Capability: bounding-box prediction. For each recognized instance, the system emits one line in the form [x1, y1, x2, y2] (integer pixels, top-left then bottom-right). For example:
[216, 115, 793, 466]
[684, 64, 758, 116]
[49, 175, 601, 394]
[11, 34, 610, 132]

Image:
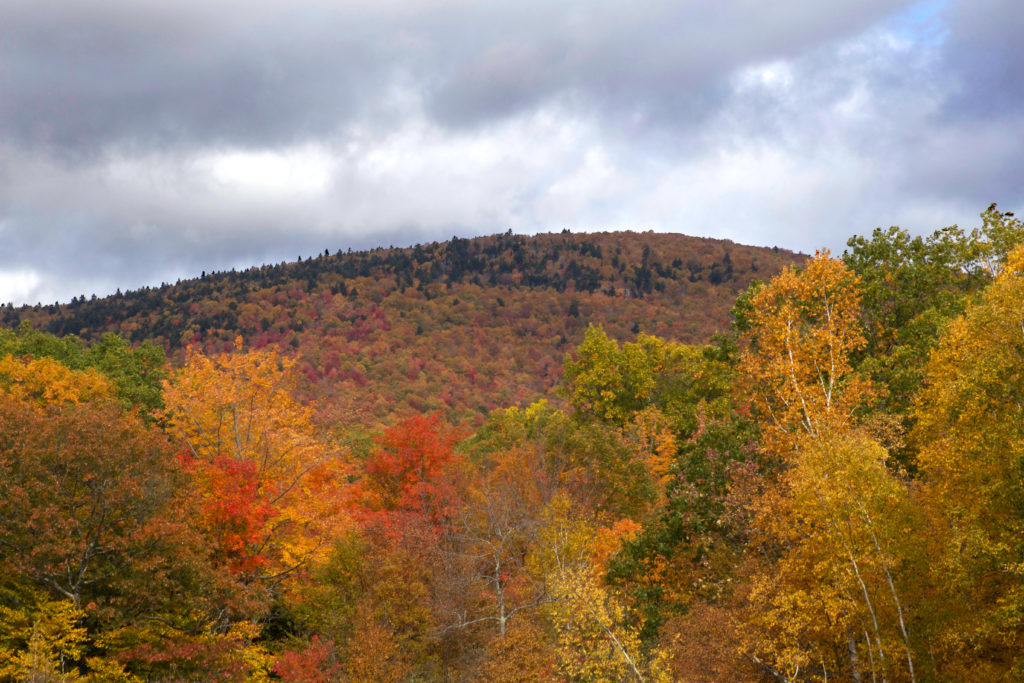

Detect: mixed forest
[1, 231, 796, 427]
[2, 206, 1024, 682]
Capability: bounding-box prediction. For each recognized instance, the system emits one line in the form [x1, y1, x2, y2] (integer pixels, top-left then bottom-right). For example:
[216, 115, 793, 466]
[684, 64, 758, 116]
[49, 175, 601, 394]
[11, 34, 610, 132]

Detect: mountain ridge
[2, 230, 803, 423]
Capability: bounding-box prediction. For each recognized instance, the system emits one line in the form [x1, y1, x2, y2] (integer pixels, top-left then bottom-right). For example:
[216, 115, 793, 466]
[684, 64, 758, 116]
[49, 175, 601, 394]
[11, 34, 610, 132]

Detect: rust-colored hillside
[2, 231, 802, 424]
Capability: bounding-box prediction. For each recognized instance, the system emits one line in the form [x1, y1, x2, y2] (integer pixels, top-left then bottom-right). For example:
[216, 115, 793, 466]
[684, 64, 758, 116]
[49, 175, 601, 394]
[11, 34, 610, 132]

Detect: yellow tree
[738, 252, 920, 681]
[529, 494, 671, 682]
[162, 339, 349, 593]
[744, 433, 921, 681]
[0, 594, 88, 682]
[0, 354, 113, 405]
[739, 251, 873, 455]
[914, 243, 1024, 679]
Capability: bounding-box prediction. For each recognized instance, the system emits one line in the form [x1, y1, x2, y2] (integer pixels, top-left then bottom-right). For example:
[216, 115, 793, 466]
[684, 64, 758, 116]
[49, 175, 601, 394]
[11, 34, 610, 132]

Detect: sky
[2, 0, 1022, 305]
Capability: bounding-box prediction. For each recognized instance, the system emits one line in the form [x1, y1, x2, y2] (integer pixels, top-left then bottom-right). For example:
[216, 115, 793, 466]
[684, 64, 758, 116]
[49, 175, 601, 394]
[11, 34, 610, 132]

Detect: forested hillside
[3, 206, 1024, 681]
[2, 231, 799, 424]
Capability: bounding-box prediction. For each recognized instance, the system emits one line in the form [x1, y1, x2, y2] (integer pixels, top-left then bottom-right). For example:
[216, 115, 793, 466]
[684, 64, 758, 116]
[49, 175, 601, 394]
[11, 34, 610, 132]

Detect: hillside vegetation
[2, 231, 800, 423]
[4, 207, 1023, 681]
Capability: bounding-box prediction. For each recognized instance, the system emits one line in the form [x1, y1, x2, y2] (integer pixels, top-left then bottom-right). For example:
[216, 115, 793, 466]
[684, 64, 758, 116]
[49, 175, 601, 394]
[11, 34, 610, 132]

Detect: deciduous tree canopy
[1, 213, 1022, 680]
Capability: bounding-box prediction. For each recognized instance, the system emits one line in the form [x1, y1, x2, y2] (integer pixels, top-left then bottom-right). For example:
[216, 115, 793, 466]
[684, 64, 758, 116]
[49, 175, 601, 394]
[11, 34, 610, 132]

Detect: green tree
[0, 323, 166, 416]
[469, 400, 654, 521]
[608, 411, 758, 640]
[844, 205, 1024, 469]
[564, 325, 730, 434]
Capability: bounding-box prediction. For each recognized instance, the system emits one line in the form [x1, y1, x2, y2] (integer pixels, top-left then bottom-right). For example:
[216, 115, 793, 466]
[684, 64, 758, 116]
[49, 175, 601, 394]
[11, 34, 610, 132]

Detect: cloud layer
[2, 0, 1021, 304]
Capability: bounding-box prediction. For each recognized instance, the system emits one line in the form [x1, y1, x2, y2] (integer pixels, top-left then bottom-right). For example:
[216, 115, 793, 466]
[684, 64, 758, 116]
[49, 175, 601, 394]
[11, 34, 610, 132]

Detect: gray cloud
[424, 0, 912, 132]
[1, 0, 1023, 305]
[0, 3, 376, 158]
[1, 0, 911, 155]
[940, 0, 1024, 119]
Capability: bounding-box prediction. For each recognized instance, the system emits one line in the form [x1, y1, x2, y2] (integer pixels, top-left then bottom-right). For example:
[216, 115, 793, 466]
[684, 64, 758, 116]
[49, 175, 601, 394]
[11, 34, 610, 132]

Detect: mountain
[2, 230, 802, 424]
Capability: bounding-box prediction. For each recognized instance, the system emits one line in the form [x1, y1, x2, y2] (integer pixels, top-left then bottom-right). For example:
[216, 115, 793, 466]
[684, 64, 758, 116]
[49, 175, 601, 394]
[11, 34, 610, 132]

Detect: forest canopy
[2, 207, 1023, 681]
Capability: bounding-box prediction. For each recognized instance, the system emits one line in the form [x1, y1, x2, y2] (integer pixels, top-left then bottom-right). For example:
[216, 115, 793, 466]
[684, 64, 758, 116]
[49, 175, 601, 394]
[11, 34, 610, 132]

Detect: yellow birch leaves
[913, 244, 1024, 677]
[739, 252, 919, 681]
[740, 251, 872, 454]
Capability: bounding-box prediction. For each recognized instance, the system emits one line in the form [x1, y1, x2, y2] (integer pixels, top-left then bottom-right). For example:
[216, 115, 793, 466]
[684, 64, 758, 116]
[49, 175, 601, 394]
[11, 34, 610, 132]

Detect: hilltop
[2, 230, 802, 423]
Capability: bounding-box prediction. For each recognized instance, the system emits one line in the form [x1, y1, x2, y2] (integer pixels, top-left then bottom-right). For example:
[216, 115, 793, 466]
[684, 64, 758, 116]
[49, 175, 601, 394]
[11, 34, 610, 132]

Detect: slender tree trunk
[853, 499, 915, 683]
[864, 629, 878, 683]
[814, 490, 888, 682]
[848, 631, 863, 683]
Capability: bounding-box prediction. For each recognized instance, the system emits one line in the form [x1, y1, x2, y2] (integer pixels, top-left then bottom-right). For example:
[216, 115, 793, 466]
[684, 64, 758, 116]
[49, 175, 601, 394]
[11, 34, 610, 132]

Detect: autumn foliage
[163, 339, 350, 582]
[361, 413, 462, 523]
[2, 211, 1024, 679]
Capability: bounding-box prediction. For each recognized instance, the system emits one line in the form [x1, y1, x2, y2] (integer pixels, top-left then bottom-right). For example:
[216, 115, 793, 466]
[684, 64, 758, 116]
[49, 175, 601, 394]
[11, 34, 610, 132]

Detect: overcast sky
[2, 0, 1021, 305]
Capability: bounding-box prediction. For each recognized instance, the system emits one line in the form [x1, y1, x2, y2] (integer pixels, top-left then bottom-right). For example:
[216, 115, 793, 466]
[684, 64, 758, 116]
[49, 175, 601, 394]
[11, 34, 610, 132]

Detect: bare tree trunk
[864, 629, 878, 683]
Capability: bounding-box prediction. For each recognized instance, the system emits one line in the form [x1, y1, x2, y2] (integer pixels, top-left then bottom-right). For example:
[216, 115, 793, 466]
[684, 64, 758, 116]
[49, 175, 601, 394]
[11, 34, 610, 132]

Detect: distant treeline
[1, 231, 799, 423]
[2, 230, 791, 346]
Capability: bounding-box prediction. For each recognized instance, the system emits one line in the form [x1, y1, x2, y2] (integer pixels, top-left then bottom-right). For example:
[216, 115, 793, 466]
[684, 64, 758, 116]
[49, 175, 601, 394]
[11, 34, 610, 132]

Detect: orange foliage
[0, 354, 113, 404]
[273, 636, 342, 683]
[591, 518, 643, 573]
[360, 413, 463, 525]
[163, 339, 349, 579]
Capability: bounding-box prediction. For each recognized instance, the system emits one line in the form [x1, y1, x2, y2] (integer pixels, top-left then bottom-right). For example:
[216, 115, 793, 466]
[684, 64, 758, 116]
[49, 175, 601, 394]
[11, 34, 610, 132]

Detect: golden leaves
[912, 242, 1024, 673]
[0, 354, 113, 404]
[740, 251, 873, 455]
[0, 597, 88, 682]
[163, 343, 350, 580]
